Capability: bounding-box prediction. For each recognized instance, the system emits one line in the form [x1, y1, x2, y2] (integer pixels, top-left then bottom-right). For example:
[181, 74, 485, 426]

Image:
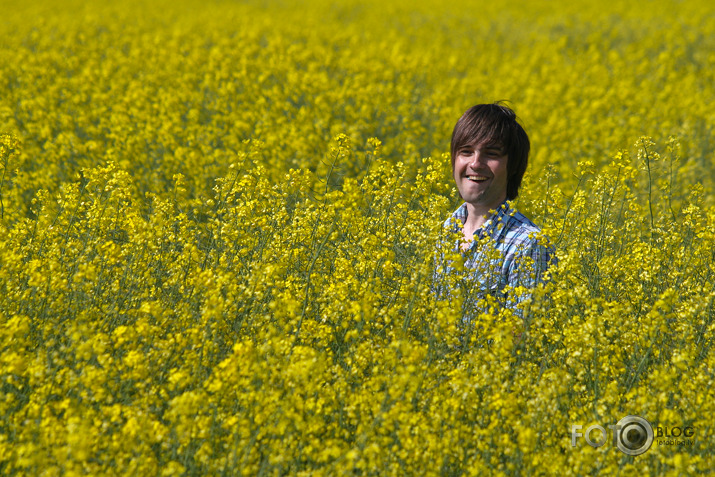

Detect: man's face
[453, 140, 508, 210]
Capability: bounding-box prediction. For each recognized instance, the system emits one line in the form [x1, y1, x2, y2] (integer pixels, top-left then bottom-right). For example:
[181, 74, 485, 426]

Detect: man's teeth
[467, 175, 488, 182]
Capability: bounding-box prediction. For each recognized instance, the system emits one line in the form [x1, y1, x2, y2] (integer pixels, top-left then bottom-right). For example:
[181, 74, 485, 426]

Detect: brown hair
[450, 103, 530, 200]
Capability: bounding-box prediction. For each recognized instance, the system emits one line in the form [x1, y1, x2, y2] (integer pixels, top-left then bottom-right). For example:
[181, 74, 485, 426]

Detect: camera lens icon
[616, 416, 653, 456]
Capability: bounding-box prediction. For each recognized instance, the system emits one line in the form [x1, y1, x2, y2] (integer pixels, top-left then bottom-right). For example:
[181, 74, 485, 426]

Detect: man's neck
[462, 199, 506, 240]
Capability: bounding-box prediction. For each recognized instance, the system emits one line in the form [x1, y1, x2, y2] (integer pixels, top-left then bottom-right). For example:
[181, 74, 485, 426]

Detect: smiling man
[437, 103, 554, 313]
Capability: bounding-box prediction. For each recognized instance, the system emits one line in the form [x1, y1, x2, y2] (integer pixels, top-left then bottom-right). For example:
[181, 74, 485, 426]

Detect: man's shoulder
[506, 209, 541, 234]
[498, 207, 546, 249]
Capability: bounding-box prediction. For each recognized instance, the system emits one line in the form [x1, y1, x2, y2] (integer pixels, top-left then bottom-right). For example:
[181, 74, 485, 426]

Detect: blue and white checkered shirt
[433, 200, 554, 314]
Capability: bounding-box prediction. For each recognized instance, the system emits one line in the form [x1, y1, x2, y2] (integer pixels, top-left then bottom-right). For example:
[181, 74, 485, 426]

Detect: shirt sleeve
[505, 239, 555, 310]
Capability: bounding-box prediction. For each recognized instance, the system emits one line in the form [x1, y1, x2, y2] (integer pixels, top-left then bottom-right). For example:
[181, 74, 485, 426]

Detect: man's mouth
[466, 175, 489, 182]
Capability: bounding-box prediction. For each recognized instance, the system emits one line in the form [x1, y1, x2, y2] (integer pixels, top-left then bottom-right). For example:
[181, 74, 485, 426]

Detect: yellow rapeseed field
[1, 0, 714, 474]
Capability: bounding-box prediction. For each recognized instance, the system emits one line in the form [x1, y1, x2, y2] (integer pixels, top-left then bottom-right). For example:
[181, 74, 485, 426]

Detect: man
[434, 103, 554, 314]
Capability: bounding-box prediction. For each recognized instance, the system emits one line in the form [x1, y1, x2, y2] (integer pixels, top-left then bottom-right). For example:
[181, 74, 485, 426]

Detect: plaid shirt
[433, 200, 554, 314]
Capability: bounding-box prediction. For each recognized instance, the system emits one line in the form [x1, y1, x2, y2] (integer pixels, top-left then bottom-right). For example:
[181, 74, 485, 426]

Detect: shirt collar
[450, 199, 513, 240]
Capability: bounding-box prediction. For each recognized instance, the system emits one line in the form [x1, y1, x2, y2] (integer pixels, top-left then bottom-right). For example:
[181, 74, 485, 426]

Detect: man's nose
[470, 151, 484, 167]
